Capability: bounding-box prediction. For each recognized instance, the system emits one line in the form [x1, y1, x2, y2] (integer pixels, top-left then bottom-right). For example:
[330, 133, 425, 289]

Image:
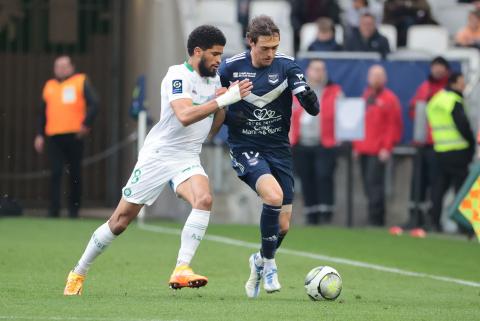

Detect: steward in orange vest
[34, 56, 98, 218]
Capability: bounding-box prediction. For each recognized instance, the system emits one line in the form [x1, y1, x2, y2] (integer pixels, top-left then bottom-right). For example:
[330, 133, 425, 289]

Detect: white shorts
[121, 155, 207, 206]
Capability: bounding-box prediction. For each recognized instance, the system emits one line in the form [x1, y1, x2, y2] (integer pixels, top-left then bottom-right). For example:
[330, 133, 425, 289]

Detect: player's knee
[194, 193, 213, 210]
[262, 190, 283, 207]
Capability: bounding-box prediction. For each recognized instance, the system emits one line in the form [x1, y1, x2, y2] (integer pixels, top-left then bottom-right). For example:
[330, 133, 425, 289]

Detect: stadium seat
[217, 22, 246, 56]
[196, 0, 237, 24]
[378, 24, 397, 51]
[250, 0, 291, 27]
[406, 25, 449, 54]
[433, 4, 474, 37]
[278, 26, 295, 56]
[335, 24, 344, 45]
[299, 22, 317, 52]
[427, 0, 457, 12]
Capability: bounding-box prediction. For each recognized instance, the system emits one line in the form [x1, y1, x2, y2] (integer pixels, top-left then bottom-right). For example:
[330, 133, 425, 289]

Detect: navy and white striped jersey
[218, 51, 307, 151]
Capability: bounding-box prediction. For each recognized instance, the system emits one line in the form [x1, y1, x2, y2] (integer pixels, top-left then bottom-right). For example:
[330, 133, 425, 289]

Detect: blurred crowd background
[0, 0, 479, 236]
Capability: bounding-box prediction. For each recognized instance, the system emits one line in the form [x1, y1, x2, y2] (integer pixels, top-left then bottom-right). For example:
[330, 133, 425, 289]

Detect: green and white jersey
[141, 62, 220, 158]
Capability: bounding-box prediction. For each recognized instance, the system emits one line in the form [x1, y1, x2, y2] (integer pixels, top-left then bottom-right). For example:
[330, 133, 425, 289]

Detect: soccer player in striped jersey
[63, 25, 252, 295]
[218, 15, 320, 297]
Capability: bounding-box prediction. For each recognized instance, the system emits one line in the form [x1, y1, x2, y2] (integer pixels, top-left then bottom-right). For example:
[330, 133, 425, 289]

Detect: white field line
[138, 223, 480, 288]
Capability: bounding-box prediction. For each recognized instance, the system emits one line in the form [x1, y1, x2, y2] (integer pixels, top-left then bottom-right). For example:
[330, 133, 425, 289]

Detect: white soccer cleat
[245, 252, 264, 298]
[263, 260, 281, 293]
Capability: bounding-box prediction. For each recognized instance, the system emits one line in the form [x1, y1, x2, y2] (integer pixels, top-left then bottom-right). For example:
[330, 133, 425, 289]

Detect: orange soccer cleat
[168, 265, 208, 289]
[64, 271, 85, 296]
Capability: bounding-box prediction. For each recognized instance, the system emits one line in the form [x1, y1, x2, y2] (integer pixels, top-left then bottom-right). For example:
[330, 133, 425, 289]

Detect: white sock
[176, 209, 210, 267]
[73, 222, 116, 275]
[264, 258, 277, 271]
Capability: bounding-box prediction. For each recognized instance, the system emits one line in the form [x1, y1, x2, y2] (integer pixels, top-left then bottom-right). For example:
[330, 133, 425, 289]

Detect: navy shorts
[230, 148, 294, 205]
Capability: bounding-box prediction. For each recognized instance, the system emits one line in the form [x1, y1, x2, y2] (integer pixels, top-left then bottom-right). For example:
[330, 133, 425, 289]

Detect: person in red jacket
[290, 59, 343, 224]
[354, 64, 403, 226]
[400, 56, 450, 235]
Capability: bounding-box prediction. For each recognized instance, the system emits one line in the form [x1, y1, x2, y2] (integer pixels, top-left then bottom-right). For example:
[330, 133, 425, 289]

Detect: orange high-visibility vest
[42, 73, 86, 136]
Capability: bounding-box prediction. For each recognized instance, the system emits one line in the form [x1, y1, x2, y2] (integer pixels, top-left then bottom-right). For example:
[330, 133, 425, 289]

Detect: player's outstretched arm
[171, 79, 252, 127]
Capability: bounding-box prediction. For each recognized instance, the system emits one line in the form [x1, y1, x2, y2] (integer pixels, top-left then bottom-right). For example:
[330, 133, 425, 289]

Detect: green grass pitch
[1, 217, 479, 321]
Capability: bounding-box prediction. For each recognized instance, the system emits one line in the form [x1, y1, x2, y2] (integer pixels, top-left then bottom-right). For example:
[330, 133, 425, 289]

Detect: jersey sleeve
[218, 61, 230, 88]
[286, 61, 308, 95]
[164, 68, 192, 102]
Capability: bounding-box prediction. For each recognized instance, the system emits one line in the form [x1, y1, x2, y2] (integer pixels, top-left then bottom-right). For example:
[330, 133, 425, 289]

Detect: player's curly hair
[187, 25, 226, 56]
[246, 15, 280, 44]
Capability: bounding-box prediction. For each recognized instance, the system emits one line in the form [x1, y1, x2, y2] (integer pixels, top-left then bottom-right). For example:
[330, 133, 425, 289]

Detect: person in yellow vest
[426, 72, 475, 232]
[34, 55, 98, 218]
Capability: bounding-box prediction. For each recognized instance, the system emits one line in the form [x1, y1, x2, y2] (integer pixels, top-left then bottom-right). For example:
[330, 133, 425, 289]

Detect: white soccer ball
[304, 266, 342, 301]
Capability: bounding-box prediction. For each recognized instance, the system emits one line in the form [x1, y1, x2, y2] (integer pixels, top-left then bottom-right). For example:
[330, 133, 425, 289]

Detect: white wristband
[215, 84, 241, 108]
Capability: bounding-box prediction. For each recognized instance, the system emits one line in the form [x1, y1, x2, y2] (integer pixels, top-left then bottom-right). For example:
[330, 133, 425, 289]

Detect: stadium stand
[434, 4, 475, 37]
[249, 0, 294, 55]
[299, 23, 344, 51]
[378, 24, 398, 51]
[406, 25, 450, 54]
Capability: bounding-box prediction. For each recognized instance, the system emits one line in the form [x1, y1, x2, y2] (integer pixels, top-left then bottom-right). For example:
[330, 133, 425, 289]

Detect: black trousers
[407, 145, 438, 227]
[293, 145, 337, 225]
[47, 134, 84, 218]
[429, 149, 473, 231]
[359, 155, 386, 226]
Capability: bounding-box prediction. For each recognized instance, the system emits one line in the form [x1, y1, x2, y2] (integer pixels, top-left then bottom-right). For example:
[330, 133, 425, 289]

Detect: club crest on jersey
[296, 73, 305, 81]
[268, 73, 279, 85]
[172, 79, 183, 94]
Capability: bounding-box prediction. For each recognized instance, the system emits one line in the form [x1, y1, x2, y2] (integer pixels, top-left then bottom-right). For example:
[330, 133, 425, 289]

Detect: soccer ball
[304, 266, 342, 301]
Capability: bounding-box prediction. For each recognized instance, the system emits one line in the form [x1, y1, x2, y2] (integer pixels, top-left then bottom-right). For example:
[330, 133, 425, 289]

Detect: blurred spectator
[344, 13, 391, 58]
[343, 0, 383, 30]
[400, 57, 450, 235]
[34, 55, 98, 218]
[455, 10, 480, 48]
[291, 59, 343, 225]
[307, 17, 342, 52]
[383, 0, 437, 47]
[237, 0, 251, 41]
[290, 0, 341, 53]
[353, 65, 403, 226]
[426, 72, 475, 232]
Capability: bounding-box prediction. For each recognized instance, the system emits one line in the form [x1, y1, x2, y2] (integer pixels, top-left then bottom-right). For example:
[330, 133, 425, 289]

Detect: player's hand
[34, 135, 45, 154]
[76, 125, 91, 139]
[215, 79, 252, 108]
[216, 87, 228, 97]
[237, 79, 252, 98]
[378, 148, 391, 162]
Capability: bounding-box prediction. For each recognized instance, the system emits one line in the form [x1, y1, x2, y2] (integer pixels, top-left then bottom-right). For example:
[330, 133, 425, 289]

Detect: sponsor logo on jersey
[172, 79, 183, 94]
[251, 109, 281, 121]
[233, 71, 256, 78]
[268, 73, 279, 85]
[296, 73, 305, 81]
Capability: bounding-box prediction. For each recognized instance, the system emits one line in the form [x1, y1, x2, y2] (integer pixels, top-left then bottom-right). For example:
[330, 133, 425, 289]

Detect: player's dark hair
[448, 71, 463, 86]
[246, 15, 280, 44]
[187, 25, 226, 56]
